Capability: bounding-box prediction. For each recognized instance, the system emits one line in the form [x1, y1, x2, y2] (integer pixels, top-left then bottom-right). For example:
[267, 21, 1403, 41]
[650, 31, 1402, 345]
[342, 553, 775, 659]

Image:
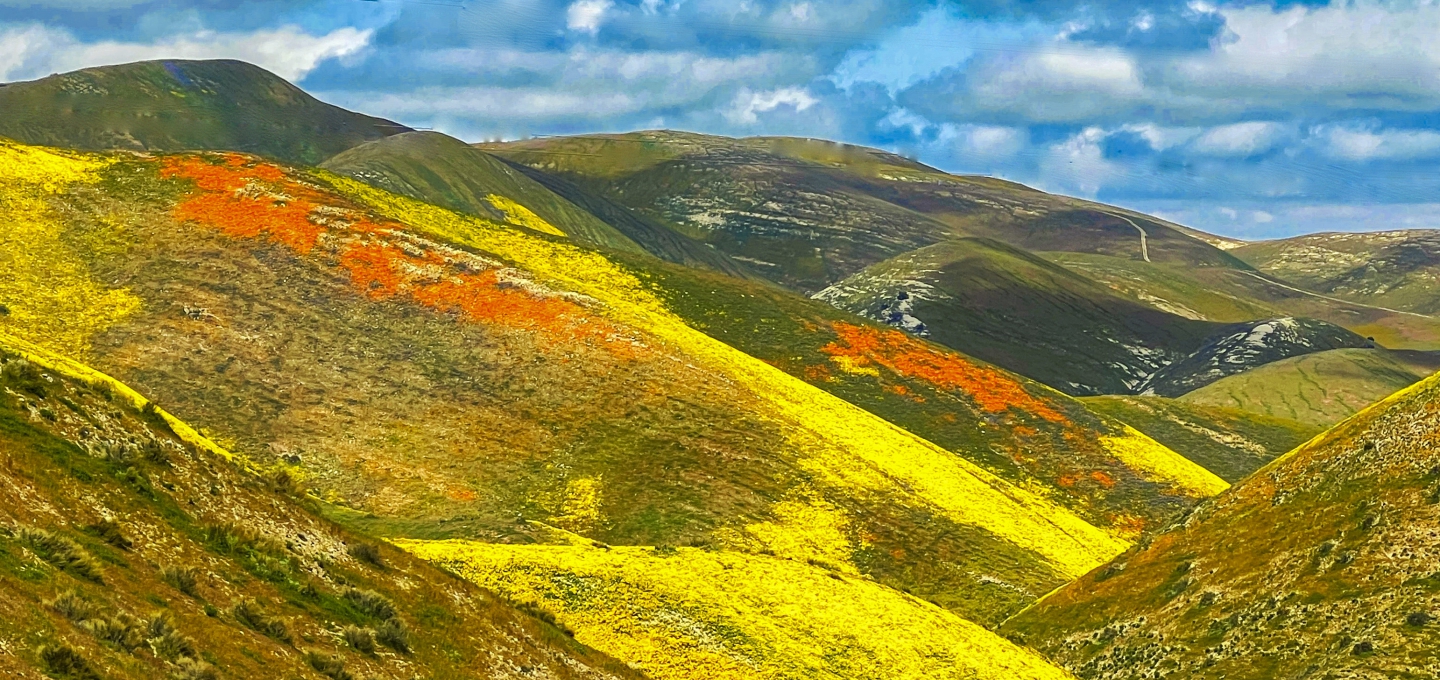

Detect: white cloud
[942, 123, 1027, 160]
[0, 23, 371, 83]
[566, 0, 614, 34]
[1189, 121, 1287, 157]
[1122, 123, 1200, 151]
[1315, 125, 1440, 162]
[1039, 126, 1122, 196]
[958, 45, 1145, 122]
[1251, 210, 1274, 223]
[726, 86, 817, 124]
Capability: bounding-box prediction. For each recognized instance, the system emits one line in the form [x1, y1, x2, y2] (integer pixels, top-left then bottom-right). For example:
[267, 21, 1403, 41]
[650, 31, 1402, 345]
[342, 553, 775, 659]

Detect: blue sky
[3, 0, 1439, 240]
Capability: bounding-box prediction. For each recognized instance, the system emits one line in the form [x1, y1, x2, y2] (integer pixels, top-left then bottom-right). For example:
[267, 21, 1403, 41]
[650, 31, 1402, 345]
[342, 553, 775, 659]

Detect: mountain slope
[483, 132, 1244, 294]
[1235, 230, 1440, 314]
[321, 131, 644, 254]
[813, 238, 1222, 395]
[1004, 367, 1440, 679]
[0, 333, 639, 680]
[1138, 317, 1370, 397]
[1178, 347, 1440, 428]
[0, 137, 1226, 653]
[0, 60, 405, 164]
[1078, 396, 1318, 483]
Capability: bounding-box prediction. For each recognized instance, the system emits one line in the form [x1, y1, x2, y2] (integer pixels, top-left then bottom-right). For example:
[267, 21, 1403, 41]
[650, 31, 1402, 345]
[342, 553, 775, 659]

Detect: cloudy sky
[3, 0, 1438, 239]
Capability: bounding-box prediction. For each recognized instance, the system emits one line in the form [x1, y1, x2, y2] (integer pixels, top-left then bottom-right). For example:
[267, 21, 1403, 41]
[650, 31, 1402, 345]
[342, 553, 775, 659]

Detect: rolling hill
[1137, 317, 1370, 397]
[0, 136, 1235, 680]
[0, 333, 639, 680]
[1234, 229, 1440, 315]
[0, 59, 406, 164]
[1003, 368, 1440, 678]
[1177, 347, 1440, 428]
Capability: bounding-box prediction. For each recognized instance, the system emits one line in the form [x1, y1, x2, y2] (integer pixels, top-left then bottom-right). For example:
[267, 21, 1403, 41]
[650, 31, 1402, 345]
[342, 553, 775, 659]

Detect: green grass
[1177, 348, 1440, 428]
[1235, 231, 1440, 315]
[0, 60, 403, 164]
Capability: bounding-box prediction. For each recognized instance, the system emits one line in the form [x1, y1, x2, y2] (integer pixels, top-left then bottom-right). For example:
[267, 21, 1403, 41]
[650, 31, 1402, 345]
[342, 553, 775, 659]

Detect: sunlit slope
[1178, 347, 1440, 428]
[0, 60, 404, 164]
[1235, 230, 1440, 314]
[1046, 251, 1440, 350]
[0, 336, 639, 680]
[484, 131, 1243, 293]
[1078, 396, 1317, 483]
[629, 249, 1229, 538]
[0, 139, 1155, 624]
[321, 131, 643, 253]
[814, 238, 1221, 395]
[1004, 370, 1440, 679]
[399, 539, 1076, 680]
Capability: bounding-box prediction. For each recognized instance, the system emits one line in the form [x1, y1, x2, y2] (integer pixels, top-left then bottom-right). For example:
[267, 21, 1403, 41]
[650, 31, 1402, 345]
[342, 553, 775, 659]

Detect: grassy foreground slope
[401, 538, 1074, 680]
[0, 139, 1215, 641]
[0, 60, 404, 165]
[1005, 369, 1440, 679]
[1079, 396, 1317, 483]
[1179, 348, 1440, 428]
[0, 334, 639, 680]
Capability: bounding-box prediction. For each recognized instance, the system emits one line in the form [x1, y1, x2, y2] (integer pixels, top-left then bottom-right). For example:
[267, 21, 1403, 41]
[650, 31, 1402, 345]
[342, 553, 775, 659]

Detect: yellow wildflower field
[396, 538, 1076, 680]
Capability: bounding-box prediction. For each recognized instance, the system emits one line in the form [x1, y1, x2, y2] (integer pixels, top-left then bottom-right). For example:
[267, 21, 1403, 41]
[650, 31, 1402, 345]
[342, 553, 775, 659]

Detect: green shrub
[342, 588, 397, 621]
[375, 617, 411, 654]
[46, 590, 94, 623]
[82, 612, 144, 651]
[160, 564, 199, 597]
[19, 528, 104, 583]
[230, 599, 292, 644]
[146, 613, 197, 660]
[347, 542, 385, 569]
[341, 625, 376, 654]
[86, 519, 133, 551]
[303, 650, 355, 680]
[171, 657, 218, 680]
[36, 642, 100, 680]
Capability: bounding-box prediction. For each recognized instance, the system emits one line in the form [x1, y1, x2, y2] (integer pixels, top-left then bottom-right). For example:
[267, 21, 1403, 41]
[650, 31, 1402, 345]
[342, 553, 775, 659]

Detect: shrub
[87, 519, 133, 551]
[36, 642, 100, 680]
[82, 612, 144, 651]
[341, 625, 376, 654]
[304, 650, 355, 680]
[342, 588, 397, 621]
[203, 523, 292, 582]
[347, 542, 385, 569]
[146, 613, 197, 660]
[1407, 611, 1433, 627]
[375, 617, 411, 654]
[19, 528, 104, 583]
[171, 657, 218, 680]
[46, 590, 94, 623]
[160, 564, 199, 597]
[230, 599, 292, 644]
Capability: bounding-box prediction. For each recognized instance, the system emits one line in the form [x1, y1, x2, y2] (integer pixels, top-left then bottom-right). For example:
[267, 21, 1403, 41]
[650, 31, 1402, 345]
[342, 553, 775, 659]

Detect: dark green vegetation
[1079, 396, 1317, 483]
[814, 238, 1222, 395]
[0, 352, 638, 680]
[1138, 317, 1369, 397]
[1004, 372, 1440, 679]
[1235, 230, 1440, 315]
[0, 60, 405, 164]
[1178, 347, 1440, 429]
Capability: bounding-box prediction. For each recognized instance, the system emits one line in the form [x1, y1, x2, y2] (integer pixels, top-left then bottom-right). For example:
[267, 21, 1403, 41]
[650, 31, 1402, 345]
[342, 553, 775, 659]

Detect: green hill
[321, 131, 644, 254]
[814, 238, 1221, 395]
[482, 132, 1244, 295]
[1178, 347, 1440, 428]
[1079, 396, 1318, 483]
[1004, 368, 1440, 678]
[1234, 229, 1440, 315]
[1138, 317, 1370, 397]
[0, 334, 638, 680]
[0, 60, 405, 164]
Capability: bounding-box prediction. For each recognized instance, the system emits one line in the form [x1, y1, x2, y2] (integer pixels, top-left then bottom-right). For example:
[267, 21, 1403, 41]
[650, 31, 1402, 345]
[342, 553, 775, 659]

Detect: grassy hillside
[1004, 369, 1440, 678]
[1178, 347, 1440, 428]
[0, 138, 1230, 653]
[321, 131, 644, 254]
[1047, 251, 1440, 350]
[0, 333, 639, 680]
[1079, 396, 1317, 483]
[483, 132, 1243, 295]
[814, 238, 1221, 395]
[1235, 230, 1440, 314]
[0, 60, 404, 165]
[1138, 317, 1370, 397]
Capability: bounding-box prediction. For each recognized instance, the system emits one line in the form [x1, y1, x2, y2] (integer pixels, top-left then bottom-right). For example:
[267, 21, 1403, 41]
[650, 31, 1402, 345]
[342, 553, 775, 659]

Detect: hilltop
[0, 60, 405, 164]
[1235, 230, 1440, 315]
[1003, 369, 1440, 678]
